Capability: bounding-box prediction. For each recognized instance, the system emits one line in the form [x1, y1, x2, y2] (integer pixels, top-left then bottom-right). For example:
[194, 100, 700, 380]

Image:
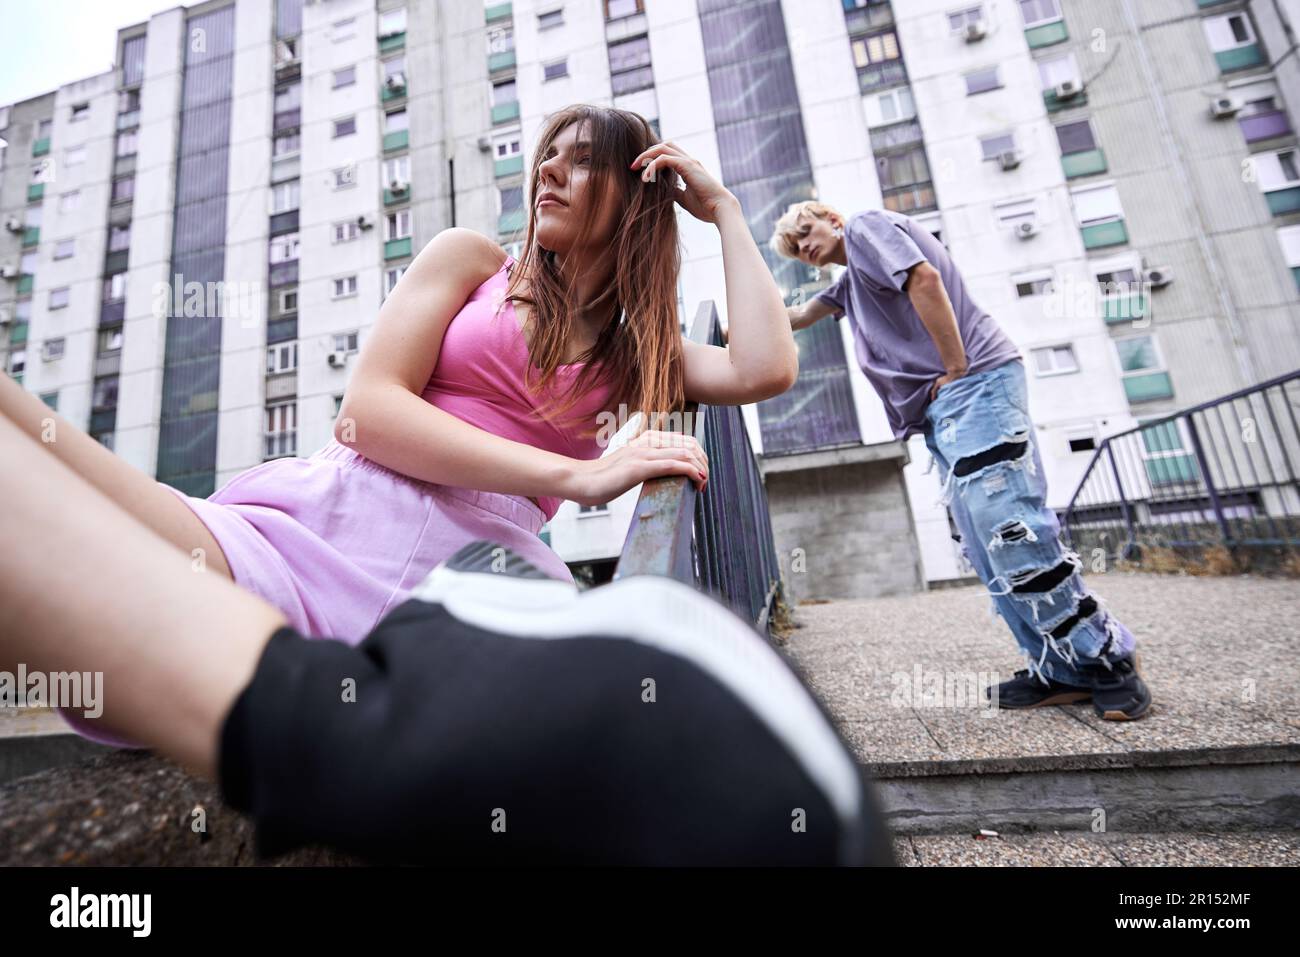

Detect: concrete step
[784, 572, 1300, 835]
[0, 708, 110, 787]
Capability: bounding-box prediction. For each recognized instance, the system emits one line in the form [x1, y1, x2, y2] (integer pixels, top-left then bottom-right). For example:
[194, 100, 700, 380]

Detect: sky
[1, 1, 184, 105]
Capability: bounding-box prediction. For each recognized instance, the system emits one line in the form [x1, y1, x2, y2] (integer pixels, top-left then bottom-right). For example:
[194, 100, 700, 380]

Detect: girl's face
[793, 211, 843, 268]
[533, 121, 623, 258]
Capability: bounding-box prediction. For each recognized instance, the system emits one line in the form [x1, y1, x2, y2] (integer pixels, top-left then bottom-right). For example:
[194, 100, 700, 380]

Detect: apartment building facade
[2, 0, 1296, 592]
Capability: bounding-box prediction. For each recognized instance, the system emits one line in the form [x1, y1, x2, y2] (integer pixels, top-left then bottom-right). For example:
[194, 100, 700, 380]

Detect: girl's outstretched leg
[0, 412, 287, 778]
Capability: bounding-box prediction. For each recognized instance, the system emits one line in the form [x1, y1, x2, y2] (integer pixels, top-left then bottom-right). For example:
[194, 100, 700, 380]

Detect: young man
[769, 201, 1151, 720]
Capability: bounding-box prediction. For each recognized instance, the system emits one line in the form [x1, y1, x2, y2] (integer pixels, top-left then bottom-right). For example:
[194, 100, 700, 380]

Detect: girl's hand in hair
[630, 142, 739, 224]
[565, 429, 709, 506]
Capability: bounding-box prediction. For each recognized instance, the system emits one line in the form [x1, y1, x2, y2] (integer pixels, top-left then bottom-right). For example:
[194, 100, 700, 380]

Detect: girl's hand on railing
[567, 430, 709, 506]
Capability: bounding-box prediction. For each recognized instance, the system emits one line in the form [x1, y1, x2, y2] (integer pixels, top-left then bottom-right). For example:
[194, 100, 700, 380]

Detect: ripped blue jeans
[923, 359, 1136, 688]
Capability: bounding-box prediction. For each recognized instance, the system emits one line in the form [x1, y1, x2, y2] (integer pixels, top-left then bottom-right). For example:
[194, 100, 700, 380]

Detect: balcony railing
[612, 301, 785, 633]
[1064, 371, 1300, 562]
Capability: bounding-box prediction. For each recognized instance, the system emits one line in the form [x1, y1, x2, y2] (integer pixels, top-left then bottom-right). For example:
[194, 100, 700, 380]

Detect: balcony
[882, 182, 937, 215]
[264, 431, 297, 461]
[1024, 20, 1068, 48]
[31, 137, 49, 157]
[100, 299, 126, 326]
[27, 183, 44, 202]
[384, 237, 412, 260]
[1123, 371, 1174, 403]
[1215, 44, 1264, 73]
[273, 109, 300, 133]
[857, 60, 907, 94]
[94, 352, 122, 378]
[488, 49, 516, 74]
[379, 31, 406, 53]
[495, 154, 523, 178]
[485, 2, 512, 23]
[1265, 187, 1300, 216]
[1240, 109, 1292, 144]
[266, 372, 297, 402]
[383, 129, 409, 152]
[1101, 292, 1147, 324]
[21, 228, 39, 247]
[1044, 87, 1088, 113]
[8, 321, 27, 345]
[17, 275, 33, 295]
[270, 209, 299, 236]
[1062, 148, 1108, 178]
[497, 207, 525, 234]
[491, 100, 520, 125]
[1080, 218, 1128, 249]
[117, 110, 140, 131]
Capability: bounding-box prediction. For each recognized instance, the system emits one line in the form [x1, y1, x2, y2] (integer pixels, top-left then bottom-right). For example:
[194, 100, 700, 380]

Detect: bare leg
[0, 412, 287, 778]
[0, 372, 234, 579]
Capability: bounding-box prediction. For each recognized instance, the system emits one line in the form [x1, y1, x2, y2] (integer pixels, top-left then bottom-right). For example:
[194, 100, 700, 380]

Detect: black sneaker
[1088, 652, 1152, 721]
[219, 541, 895, 866]
[986, 668, 1093, 709]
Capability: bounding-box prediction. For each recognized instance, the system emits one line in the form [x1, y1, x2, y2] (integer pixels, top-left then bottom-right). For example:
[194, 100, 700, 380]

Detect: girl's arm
[337, 228, 707, 505]
[679, 199, 799, 405]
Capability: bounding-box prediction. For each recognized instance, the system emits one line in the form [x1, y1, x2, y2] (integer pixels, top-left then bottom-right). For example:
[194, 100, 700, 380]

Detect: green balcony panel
[488, 50, 516, 73]
[495, 155, 523, 178]
[497, 208, 525, 234]
[1102, 292, 1147, 324]
[1197, 0, 1233, 6]
[31, 137, 50, 157]
[1024, 20, 1068, 49]
[1062, 148, 1107, 178]
[10, 322, 28, 345]
[1145, 455, 1198, 486]
[17, 276, 33, 295]
[381, 83, 406, 102]
[1123, 372, 1173, 403]
[384, 185, 412, 205]
[1043, 88, 1088, 113]
[491, 100, 520, 124]
[21, 227, 39, 247]
[1081, 218, 1128, 249]
[1292, 265, 1300, 292]
[10, 374, 21, 386]
[39, 391, 58, 410]
[1215, 44, 1264, 73]
[378, 32, 406, 53]
[384, 237, 413, 260]
[1265, 187, 1300, 216]
[27, 183, 44, 202]
[485, 2, 512, 23]
[383, 129, 409, 152]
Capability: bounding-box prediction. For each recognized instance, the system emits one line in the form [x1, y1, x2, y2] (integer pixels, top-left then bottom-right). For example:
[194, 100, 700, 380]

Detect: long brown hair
[499, 105, 685, 438]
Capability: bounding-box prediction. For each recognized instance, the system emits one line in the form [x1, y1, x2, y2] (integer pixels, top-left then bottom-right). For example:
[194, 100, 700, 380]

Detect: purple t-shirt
[812, 209, 1021, 439]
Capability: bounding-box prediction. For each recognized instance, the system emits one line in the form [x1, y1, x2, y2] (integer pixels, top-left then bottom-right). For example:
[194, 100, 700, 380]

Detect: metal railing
[612, 301, 785, 633]
[1063, 370, 1300, 561]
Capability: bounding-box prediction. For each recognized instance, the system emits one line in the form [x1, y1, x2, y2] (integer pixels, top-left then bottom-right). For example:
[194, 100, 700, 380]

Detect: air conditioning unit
[385, 73, 407, 93]
[274, 39, 298, 64]
[477, 135, 492, 152]
[1013, 220, 1039, 240]
[327, 350, 348, 368]
[964, 21, 988, 42]
[998, 149, 1022, 171]
[1, 264, 18, 280]
[1054, 79, 1084, 100]
[388, 178, 409, 195]
[356, 215, 372, 231]
[1210, 96, 1241, 118]
[1143, 266, 1173, 288]
[0, 309, 10, 325]
[4, 217, 22, 233]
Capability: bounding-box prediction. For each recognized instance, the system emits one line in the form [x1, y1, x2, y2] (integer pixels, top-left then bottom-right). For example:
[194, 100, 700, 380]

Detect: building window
[995, 197, 1038, 229]
[948, 6, 985, 31]
[605, 0, 643, 19]
[1277, 224, 1300, 290]
[965, 66, 1002, 95]
[58, 191, 81, 213]
[334, 331, 360, 353]
[42, 337, 66, 361]
[265, 401, 297, 459]
[1203, 12, 1258, 54]
[488, 26, 514, 56]
[1038, 53, 1081, 91]
[38, 118, 53, 139]
[500, 184, 523, 214]
[20, 251, 37, 275]
[333, 66, 356, 88]
[979, 131, 1017, 160]
[876, 146, 934, 213]
[385, 264, 407, 296]
[280, 289, 298, 312]
[1256, 148, 1300, 190]
[1018, 0, 1061, 28]
[539, 9, 564, 29]
[543, 58, 569, 81]
[118, 130, 140, 157]
[1055, 119, 1097, 154]
[92, 375, 118, 409]
[98, 327, 123, 353]
[271, 179, 300, 213]
[39, 391, 59, 410]
[49, 287, 70, 310]
[1067, 432, 1097, 453]
[379, 7, 407, 37]
[7, 350, 26, 376]
[385, 208, 412, 241]
[54, 238, 76, 259]
[334, 393, 345, 416]
[333, 115, 357, 138]
[270, 232, 300, 263]
[333, 164, 357, 188]
[493, 79, 517, 108]
[1115, 335, 1169, 399]
[383, 155, 410, 184]
[332, 276, 359, 298]
[494, 133, 521, 160]
[104, 273, 126, 301]
[66, 145, 88, 166]
[385, 109, 408, 133]
[1071, 183, 1125, 229]
[331, 17, 357, 42]
[1013, 271, 1053, 297]
[383, 54, 407, 94]
[267, 341, 298, 374]
[70, 102, 90, 123]
[108, 224, 131, 252]
[876, 87, 916, 123]
[333, 220, 361, 243]
[111, 176, 135, 203]
[1031, 344, 1077, 376]
[578, 503, 610, 515]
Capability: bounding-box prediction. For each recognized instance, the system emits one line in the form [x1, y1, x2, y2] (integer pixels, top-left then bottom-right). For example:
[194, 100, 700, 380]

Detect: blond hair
[768, 200, 846, 260]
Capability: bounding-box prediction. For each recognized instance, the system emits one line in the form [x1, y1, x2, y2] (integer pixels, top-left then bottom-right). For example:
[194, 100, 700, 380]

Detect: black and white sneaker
[218, 542, 894, 866]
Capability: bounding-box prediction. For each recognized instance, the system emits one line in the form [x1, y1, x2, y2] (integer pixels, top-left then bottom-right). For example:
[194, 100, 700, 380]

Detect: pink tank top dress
[61, 254, 615, 748]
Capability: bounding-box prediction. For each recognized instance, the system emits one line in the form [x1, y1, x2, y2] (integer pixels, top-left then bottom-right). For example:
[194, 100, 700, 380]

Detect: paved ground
[890, 830, 1300, 866]
[783, 571, 1300, 766]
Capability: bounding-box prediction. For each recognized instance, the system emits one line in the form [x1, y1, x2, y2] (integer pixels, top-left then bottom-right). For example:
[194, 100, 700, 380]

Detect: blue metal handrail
[612, 301, 785, 632]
